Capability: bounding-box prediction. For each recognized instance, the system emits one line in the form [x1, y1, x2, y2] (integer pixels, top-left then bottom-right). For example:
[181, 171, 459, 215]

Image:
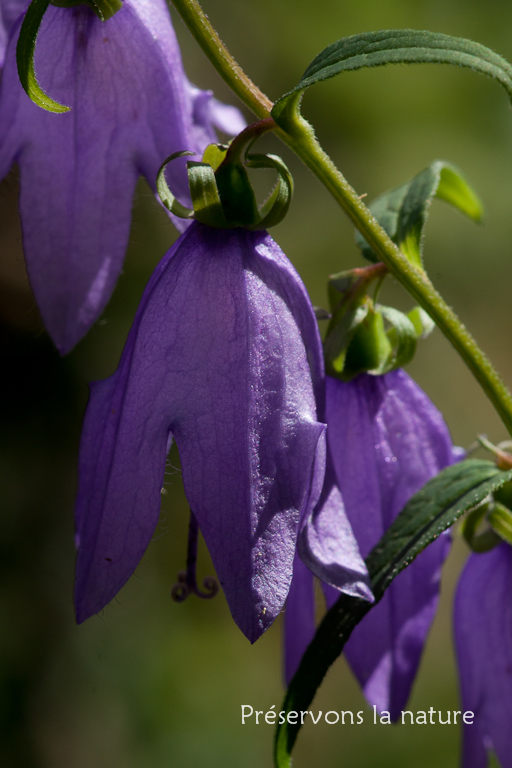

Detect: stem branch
[170, 0, 512, 437]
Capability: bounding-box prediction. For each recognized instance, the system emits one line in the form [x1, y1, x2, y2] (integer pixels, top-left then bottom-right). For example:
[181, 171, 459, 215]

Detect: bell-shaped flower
[74, 222, 369, 642]
[0, 0, 244, 353]
[285, 369, 455, 712]
[455, 543, 512, 768]
[325, 370, 455, 716]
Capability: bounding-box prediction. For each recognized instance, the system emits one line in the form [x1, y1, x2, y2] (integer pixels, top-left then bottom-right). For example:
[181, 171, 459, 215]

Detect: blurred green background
[1, 0, 512, 765]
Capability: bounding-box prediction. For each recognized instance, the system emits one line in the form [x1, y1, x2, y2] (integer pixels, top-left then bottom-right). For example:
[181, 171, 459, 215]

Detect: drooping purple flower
[0, 0, 244, 353]
[74, 223, 369, 642]
[455, 544, 512, 768]
[285, 369, 455, 709]
[326, 370, 455, 717]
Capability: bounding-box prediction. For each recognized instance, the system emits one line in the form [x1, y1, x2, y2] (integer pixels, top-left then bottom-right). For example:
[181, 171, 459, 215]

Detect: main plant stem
[171, 0, 512, 437]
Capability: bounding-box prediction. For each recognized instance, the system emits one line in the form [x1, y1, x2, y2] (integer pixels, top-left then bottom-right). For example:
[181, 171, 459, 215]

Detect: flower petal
[455, 545, 512, 768]
[75, 224, 324, 643]
[298, 451, 373, 601]
[325, 369, 454, 718]
[0, 0, 241, 352]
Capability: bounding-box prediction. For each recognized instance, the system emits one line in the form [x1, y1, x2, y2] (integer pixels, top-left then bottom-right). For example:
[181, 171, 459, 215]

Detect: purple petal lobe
[0, 0, 243, 352]
[299, 451, 373, 602]
[75, 224, 324, 642]
[455, 545, 512, 768]
[326, 369, 454, 718]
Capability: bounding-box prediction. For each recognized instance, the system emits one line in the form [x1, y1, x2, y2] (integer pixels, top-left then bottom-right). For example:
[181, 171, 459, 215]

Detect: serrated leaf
[272, 30, 512, 125]
[355, 161, 482, 267]
[274, 459, 512, 767]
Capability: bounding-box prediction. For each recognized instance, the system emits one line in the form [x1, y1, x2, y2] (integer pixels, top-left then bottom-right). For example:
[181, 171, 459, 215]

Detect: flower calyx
[16, 0, 122, 113]
[461, 437, 512, 552]
[323, 264, 435, 380]
[157, 118, 294, 230]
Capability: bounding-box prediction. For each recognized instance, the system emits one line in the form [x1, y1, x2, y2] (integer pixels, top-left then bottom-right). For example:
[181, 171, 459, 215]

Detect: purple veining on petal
[0, 0, 244, 353]
[324, 369, 454, 719]
[455, 544, 512, 768]
[75, 224, 325, 642]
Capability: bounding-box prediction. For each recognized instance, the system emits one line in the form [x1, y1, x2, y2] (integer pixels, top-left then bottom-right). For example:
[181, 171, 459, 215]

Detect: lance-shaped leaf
[274, 459, 512, 768]
[355, 161, 483, 266]
[272, 30, 512, 125]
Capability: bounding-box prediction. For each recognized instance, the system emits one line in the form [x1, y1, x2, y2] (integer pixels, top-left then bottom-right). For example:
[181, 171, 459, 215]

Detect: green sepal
[324, 300, 370, 377]
[214, 157, 260, 227]
[377, 305, 417, 372]
[407, 306, 435, 339]
[187, 161, 229, 228]
[201, 143, 229, 172]
[342, 304, 393, 379]
[272, 30, 512, 128]
[16, 0, 70, 113]
[274, 460, 512, 768]
[488, 502, 512, 546]
[460, 502, 502, 553]
[356, 161, 482, 267]
[156, 152, 196, 220]
[51, 0, 122, 21]
[323, 268, 379, 376]
[244, 153, 294, 230]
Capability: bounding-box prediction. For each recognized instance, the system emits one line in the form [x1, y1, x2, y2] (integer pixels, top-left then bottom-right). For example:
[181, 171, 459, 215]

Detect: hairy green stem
[170, 0, 512, 437]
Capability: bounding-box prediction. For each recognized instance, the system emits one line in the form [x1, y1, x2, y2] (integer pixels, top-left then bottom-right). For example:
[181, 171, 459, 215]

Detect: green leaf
[355, 161, 482, 267]
[272, 30, 512, 125]
[16, 0, 71, 113]
[274, 459, 512, 768]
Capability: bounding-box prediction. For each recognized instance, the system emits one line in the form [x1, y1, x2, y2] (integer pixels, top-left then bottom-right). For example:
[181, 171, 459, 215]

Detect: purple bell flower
[0, 0, 244, 353]
[74, 223, 369, 643]
[455, 544, 512, 768]
[285, 369, 455, 713]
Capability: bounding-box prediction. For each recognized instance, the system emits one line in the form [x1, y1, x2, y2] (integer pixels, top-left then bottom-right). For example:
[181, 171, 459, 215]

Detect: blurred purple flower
[0, 0, 26, 66]
[455, 543, 512, 768]
[0, 0, 244, 353]
[285, 369, 455, 710]
[74, 223, 368, 642]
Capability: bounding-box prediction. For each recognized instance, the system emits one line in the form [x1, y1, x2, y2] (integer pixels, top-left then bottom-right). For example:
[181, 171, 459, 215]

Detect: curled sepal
[156, 126, 294, 230]
[355, 161, 482, 267]
[271, 30, 512, 130]
[16, 0, 70, 113]
[460, 502, 502, 553]
[156, 152, 196, 221]
[244, 153, 294, 230]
